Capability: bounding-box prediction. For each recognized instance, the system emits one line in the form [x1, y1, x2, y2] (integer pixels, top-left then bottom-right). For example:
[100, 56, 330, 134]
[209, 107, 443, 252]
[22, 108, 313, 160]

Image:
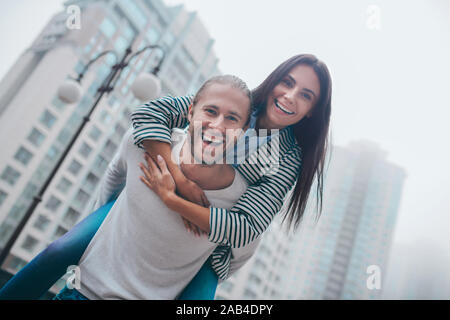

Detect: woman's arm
[139, 147, 302, 249]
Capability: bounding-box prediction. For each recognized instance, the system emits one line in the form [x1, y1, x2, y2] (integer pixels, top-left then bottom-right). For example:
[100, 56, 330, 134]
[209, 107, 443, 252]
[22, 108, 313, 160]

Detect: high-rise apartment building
[285, 141, 406, 299]
[0, 0, 220, 291]
[215, 141, 406, 300]
[215, 216, 296, 300]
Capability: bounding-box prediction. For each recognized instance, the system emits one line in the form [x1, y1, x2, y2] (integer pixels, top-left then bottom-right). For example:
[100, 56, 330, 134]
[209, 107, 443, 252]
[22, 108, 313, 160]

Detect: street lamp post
[0, 40, 166, 267]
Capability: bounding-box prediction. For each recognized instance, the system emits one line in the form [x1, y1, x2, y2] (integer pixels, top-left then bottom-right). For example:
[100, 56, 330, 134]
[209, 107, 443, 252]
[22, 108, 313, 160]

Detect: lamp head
[57, 78, 83, 104]
[131, 72, 162, 102]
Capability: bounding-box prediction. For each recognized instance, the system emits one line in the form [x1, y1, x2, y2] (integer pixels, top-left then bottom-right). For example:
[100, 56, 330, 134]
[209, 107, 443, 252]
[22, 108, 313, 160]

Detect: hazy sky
[1, 0, 449, 265]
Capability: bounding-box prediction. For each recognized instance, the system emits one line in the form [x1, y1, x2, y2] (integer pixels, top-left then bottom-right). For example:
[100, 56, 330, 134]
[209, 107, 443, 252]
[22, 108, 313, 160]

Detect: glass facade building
[215, 141, 406, 300]
[0, 0, 220, 292]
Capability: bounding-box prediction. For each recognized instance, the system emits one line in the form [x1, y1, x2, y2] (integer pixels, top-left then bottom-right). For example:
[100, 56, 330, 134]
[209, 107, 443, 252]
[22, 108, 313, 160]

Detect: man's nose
[208, 115, 226, 132]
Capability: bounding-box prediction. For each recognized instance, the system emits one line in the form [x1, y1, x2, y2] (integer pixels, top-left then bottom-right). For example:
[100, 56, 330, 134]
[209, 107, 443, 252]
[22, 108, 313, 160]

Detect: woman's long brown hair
[252, 54, 333, 230]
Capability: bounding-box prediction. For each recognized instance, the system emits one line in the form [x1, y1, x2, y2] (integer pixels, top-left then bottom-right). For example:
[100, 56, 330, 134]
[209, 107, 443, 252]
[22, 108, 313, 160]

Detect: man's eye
[206, 109, 216, 115]
[227, 116, 238, 122]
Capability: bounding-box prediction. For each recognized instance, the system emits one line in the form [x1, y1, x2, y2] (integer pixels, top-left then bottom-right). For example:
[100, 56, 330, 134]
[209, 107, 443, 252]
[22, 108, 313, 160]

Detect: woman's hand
[139, 154, 176, 202]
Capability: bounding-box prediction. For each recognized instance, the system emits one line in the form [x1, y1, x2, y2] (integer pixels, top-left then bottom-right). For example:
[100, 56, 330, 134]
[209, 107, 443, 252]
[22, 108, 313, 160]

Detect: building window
[1, 166, 21, 186]
[52, 226, 68, 241]
[27, 127, 46, 147]
[33, 214, 51, 232]
[79, 142, 93, 159]
[0, 189, 7, 206]
[122, 21, 138, 41]
[46, 145, 61, 163]
[39, 109, 57, 129]
[14, 146, 34, 165]
[67, 159, 82, 176]
[8, 204, 25, 221]
[84, 172, 99, 192]
[161, 32, 175, 51]
[73, 189, 90, 210]
[57, 127, 72, 146]
[118, 0, 147, 29]
[88, 125, 102, 141]
[114, 36, 128, 54]
[21, 235, 39, 253]
[93, 155, 108, 172]
[114, 123, 126, 137]
[243, 289, 257, 299]
[6, 256, 27, 273]
[147, 27, 160, 44]
[103, 140, 117, 157]
[56, 177, 73, 194]
[220, 281, 234, 293]
[45, 195, 62, 212]
[99, 110, 113, 125]
[23, 182, 38, 199]
[63, 207, 81, 227]
[100, 17, 117, 39]
[52, 95, 67, 111]
[248, 274, 262, 286]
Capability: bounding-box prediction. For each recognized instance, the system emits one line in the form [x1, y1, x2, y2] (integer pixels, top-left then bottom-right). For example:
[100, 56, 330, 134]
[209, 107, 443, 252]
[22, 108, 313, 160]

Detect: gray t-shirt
[77, 128, 254, 300]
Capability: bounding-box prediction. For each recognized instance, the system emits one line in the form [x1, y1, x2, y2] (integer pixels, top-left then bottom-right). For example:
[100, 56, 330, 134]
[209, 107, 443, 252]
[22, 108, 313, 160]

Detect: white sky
[1, 0, 450, 274]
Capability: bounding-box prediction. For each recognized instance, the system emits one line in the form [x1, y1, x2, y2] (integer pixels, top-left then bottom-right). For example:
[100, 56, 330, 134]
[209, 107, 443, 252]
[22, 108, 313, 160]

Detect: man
[69, 75, 258, 299]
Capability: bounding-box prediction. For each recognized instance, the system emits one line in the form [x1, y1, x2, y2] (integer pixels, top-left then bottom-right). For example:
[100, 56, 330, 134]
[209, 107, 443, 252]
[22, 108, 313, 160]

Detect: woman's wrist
[171, 166, 188, 186]
[161, 191, 178, 209]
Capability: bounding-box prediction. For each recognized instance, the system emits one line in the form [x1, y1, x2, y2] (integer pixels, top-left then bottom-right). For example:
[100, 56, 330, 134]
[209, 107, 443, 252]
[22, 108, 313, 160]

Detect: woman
[0, 54, 332, 300]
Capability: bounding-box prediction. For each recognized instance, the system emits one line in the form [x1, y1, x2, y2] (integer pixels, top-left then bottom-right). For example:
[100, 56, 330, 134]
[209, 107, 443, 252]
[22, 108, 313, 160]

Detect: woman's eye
[281, 78, 292, 87]
[302, 92, 312, 100]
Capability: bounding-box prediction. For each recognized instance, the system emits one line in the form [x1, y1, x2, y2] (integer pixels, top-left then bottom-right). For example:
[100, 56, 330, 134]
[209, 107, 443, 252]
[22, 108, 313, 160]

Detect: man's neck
[179, 140, 235, 190]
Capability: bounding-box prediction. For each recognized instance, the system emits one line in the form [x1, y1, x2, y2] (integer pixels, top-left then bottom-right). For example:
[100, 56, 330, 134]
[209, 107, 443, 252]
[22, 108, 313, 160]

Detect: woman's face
[262, 64, 321, 129]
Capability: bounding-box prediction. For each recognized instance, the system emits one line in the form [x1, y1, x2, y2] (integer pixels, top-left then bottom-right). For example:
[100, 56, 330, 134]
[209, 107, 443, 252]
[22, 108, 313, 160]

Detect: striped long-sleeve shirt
[130, 95, 302, 280]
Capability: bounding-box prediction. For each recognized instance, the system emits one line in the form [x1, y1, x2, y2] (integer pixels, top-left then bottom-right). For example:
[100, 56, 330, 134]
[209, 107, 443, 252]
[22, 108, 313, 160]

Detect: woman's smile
[274, 98, 295, 115]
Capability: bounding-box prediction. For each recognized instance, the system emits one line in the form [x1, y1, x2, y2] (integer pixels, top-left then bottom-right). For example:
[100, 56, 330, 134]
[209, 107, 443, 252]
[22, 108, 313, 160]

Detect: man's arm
[92, 129, 130, 211]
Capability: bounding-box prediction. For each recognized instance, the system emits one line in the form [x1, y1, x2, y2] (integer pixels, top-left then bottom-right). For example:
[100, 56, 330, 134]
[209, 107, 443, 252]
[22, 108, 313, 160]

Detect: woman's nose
[284, 89, 296, 104]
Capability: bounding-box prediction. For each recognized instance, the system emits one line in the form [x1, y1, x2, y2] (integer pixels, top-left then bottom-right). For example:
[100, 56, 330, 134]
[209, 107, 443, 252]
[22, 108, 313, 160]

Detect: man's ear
[188, 103, 193, 121]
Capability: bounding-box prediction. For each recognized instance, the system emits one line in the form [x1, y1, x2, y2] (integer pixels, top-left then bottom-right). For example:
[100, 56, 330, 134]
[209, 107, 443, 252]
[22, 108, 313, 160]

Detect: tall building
[382, 240, 450, 300]
[0, 0, 219, 291]
[215, 216, 296, 300]
[215, 140, 406, 300]
[286, 141, 406, 299]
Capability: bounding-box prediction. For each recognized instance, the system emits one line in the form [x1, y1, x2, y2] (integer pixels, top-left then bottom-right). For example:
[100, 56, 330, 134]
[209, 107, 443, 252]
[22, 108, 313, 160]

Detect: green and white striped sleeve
[208, 148, 302, 248]
[130, 95, 193, 147]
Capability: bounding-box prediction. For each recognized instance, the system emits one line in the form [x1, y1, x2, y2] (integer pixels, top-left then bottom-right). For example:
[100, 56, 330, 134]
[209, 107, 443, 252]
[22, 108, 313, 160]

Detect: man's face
[187, 83, 250, 165]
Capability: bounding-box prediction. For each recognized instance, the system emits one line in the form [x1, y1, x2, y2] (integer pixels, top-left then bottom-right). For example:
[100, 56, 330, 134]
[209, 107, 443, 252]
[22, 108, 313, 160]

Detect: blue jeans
[53, 286, 88, 300]
[0, 200, 218, 300]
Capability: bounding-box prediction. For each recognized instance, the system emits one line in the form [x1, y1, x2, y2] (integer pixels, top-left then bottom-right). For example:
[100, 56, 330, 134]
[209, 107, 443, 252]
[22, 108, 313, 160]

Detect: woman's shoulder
[274, 127, 302, 159]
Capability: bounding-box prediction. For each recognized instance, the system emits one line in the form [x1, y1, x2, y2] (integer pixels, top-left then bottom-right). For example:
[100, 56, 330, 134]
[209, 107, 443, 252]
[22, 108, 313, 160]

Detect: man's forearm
[142, 140, 185, 183]
[163, 192, 211, 232]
